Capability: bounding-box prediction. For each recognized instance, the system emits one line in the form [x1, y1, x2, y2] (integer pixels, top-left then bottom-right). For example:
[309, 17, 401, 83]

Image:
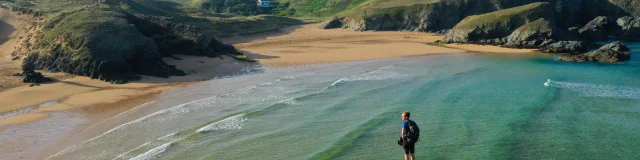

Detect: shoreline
[0, 23, 540, 159]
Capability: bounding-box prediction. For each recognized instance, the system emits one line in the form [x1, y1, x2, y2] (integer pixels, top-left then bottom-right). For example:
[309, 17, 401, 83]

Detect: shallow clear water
[48, 43, 640, 160]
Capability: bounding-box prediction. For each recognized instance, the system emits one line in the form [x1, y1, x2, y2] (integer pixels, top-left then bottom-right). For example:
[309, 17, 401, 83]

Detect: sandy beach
[0, 22, 537, 159]
[223, 24, 537, 67]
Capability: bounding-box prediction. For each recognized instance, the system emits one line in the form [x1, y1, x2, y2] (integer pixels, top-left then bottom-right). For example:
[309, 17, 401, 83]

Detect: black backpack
[405, 120, 420, 143]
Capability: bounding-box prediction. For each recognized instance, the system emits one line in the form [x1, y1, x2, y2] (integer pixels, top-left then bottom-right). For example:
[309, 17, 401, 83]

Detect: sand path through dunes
[222, 23, 537, 67]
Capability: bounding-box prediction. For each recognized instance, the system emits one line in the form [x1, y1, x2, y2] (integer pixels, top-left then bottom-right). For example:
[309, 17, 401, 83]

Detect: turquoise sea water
[49, 43, 640, 160]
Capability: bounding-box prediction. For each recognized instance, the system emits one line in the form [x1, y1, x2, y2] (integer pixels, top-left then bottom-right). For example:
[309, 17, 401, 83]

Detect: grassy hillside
[453, 2, 551, 30]
[2, 0, 304, 35]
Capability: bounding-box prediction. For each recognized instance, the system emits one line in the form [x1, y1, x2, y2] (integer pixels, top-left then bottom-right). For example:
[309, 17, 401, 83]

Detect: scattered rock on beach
[21, 55, 53, 83]
[557, 41, 630, 63]
[318, 18, 343, 29]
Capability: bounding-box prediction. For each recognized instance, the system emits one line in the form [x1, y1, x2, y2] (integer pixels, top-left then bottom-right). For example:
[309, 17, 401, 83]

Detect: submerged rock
[557, 41, 630, 63]
[318, 18, 343, 29]
[539, 41, 588, 54]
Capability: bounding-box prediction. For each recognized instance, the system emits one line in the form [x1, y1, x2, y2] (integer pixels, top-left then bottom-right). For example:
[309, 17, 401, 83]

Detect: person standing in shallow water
[401, 111, 418, 160]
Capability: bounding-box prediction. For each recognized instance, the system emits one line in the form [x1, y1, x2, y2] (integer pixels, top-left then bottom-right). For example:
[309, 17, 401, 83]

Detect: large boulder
[578, 16, 616, 42]
[443, 2, 554, 45]
[503, 18, 567, 48]
[557, 41, 631, 63]
[616, 16, 640, 41]
[539, 41, 589, 54]
[318, 18, 343, 29]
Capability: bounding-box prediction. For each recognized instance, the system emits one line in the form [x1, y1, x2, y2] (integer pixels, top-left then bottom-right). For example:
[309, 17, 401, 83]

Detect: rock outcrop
[318, 17, 343, 29]
[503, 18, 567, 48]
[557, 41, 631, 63]
[26, 6, 243, 82]
[616, 16, 640, 41]
[21, 55, 52, 83]
[578, 16, 616, 42]
[343, 0, 523, 32]
[539, 41, 589, 54]
[444, 2, 554, 45]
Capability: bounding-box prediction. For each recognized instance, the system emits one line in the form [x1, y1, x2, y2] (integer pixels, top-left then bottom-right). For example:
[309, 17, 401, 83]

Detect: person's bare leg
[410, 153, 416, 160]
[404, 153, 409, 160]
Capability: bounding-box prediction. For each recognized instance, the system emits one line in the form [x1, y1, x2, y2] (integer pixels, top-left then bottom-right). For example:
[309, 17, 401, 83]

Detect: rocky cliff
[21, 5, 243, 82]
[443, 3, 555, 45]
[339, 0, 605, 32]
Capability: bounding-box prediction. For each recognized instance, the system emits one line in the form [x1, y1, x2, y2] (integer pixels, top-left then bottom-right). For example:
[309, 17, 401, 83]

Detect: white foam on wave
[49, 65, 305, 159]
[330, 65, 408, 86]
[47, 98, 209, 159]
[277, 98, 300, 105]
[276, 72, 314, 82]
[545, 79, 640, 99]
[129, 142, 173, 160]
[118, 133, 180, 160]
[213, 65, 264, 80]
[197, 114, 247, 133]
[0, 100, 58, 120]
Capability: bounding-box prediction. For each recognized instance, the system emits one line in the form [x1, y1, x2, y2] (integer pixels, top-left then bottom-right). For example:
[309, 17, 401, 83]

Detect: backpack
[405, 120, 420, 143]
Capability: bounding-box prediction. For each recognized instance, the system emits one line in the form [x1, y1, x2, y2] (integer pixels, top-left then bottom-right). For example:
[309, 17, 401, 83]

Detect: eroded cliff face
[341, 0, 598, 32]
[340, 0, 640, 33]
[343, 0, 514, 32]
[443, 2, 556, 45]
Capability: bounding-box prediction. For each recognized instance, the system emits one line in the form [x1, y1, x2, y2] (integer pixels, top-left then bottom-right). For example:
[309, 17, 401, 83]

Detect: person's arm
[401, 122, 406, 139]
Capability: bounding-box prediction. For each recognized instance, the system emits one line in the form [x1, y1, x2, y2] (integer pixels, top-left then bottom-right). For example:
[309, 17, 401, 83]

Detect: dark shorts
[402, 141, 415, 154]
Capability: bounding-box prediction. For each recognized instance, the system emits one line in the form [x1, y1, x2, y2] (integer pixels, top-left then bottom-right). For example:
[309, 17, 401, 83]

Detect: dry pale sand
[223, 23, 537, 67]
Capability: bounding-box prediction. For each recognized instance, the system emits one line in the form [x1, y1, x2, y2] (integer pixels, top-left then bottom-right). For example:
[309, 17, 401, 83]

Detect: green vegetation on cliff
[444, 2, 554, 44]
[453, 2, 550, 30]
[1, 0, 305, 82]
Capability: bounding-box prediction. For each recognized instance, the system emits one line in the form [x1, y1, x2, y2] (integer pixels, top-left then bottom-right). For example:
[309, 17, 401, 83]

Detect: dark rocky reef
[27, 6, 243, 82]
[539, 41, 589, 54]
[443, 2, 555, 45]
[557, 41, 631, 63]
[318, 17, 343, 29]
